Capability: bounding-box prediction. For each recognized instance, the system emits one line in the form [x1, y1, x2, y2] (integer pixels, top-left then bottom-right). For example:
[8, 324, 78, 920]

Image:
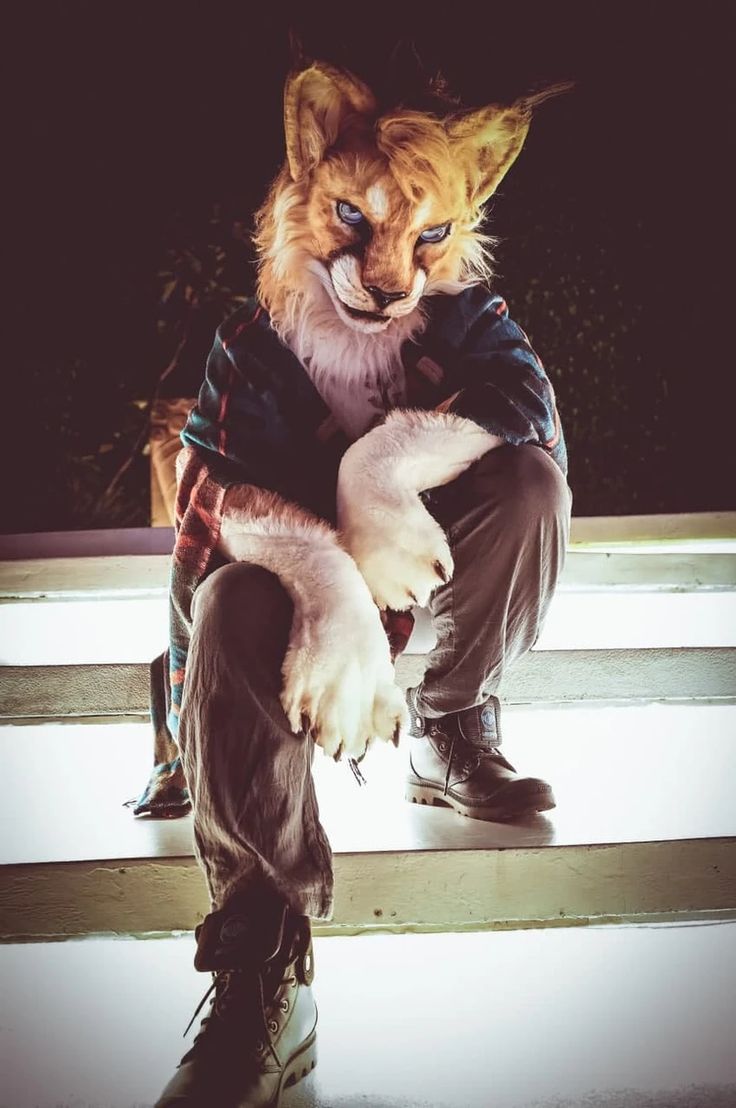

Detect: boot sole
[276, 1029, 318, 1103]
[405, 780, 556, 822]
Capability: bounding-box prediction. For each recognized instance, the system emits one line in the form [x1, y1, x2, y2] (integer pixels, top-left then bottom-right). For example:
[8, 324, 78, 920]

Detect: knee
[192, 562, 292, 642]
[474, 444, 571, 528]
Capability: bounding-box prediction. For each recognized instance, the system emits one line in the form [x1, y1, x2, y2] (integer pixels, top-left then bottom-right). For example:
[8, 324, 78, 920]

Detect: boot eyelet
[280, 998, 289, 1012]
[255, 1039, 265, 1054]
[438, 742, 448, 753]
[268, 1019, 279, 1034]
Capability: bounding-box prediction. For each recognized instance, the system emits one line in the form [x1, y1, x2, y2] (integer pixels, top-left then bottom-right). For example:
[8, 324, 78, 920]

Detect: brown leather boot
[154, 885, 317, 1107]
[405, 687, 555, 821]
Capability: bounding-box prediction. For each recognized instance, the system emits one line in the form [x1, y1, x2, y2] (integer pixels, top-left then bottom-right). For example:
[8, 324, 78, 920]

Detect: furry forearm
[341, 409, 503, 500]
[336, 410, 503, 610]
[217, 484, 372, 613]
[216, 483, 407, 755]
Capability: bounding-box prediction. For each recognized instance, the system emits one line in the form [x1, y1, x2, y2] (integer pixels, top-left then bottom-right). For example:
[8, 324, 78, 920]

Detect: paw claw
[433, 559, 449, 583]
[281, 593, 407, 760]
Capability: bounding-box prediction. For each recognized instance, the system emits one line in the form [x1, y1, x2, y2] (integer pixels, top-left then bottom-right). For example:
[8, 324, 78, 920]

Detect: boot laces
[182, 968, 281, 1065]
[429, 721, 513, 785]
[182, 945, 302, 1068]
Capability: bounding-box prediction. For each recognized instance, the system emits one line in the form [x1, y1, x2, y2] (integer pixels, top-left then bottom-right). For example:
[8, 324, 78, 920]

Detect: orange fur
[255, 62, 570, 345]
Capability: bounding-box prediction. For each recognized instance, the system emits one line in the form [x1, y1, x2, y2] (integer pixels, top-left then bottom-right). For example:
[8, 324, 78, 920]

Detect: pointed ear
[445, 82, 573, 204]
[283, 62, 377, 181]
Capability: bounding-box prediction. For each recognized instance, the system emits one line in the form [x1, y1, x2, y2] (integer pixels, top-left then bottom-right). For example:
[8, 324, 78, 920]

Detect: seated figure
[147, 60, 572, 1108]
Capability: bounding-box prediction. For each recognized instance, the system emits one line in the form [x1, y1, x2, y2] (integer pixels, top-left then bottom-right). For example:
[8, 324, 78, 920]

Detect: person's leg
[156, 562, 330, 1108]
[177, 561, 334, 920]
[406, 444, 571, 820]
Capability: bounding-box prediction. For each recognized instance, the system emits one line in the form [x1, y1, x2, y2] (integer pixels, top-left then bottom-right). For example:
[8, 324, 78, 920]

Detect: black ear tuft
[287, 28, 311, 71]
[387, 38, 427, 89]
[521, 81, 576, 112]
[382, 39, 461, 115]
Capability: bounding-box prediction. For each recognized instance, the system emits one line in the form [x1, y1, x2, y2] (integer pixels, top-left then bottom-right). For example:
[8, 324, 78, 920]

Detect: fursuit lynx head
[254, 62, 569, 372]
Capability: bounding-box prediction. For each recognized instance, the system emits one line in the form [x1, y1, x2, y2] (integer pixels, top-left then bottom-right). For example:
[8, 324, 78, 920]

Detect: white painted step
[2, 704, 735, 867]
[1, 924, 735, 1108]
[1, 511, 733, 562]
[3, 549, 736, 599]
[2, 704, 734, 938]
[4, 646, 734, 721]
[2, 590, 735, 666]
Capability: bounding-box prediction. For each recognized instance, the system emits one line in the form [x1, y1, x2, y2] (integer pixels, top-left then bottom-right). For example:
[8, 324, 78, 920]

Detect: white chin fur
[294, 259, 428, 367]
[331, 296, 392, 334]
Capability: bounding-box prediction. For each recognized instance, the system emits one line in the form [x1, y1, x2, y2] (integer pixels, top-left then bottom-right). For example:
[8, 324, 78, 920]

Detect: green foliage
[8, 206, 255, 534]
[156, 204, 253, 351]
[6, 201, 677, 531]
[496, 201, 672, 516]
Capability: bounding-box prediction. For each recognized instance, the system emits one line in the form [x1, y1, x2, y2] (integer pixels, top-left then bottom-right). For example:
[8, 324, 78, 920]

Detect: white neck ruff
[276, 263, 429, 439]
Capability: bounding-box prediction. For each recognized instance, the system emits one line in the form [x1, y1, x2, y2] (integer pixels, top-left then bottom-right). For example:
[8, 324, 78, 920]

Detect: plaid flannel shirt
[132, 286, 566, 817]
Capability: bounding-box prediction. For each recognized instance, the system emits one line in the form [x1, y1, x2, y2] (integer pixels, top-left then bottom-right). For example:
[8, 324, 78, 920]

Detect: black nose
[364, 285, 408, 310]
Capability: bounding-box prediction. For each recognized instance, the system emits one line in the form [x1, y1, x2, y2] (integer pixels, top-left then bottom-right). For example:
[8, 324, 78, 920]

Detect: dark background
[4, 0, 733, 532]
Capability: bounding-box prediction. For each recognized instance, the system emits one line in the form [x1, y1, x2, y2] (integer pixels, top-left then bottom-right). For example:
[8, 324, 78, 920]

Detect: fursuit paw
[339, 492, 453, 611]
[280, 592, 408, 760]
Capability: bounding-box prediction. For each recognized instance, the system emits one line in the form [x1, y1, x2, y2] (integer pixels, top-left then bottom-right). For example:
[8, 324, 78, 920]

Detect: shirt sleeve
[446, 294, 567, 475]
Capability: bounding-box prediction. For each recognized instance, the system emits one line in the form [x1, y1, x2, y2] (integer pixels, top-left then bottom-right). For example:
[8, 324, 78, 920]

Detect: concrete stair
[3, 925, 736, 1108]
[0, 512, 735, 942]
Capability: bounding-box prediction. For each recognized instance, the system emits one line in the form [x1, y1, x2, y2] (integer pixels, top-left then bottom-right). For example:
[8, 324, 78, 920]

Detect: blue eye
[419, 223, 451, 243]
[337, 201, 366, 226]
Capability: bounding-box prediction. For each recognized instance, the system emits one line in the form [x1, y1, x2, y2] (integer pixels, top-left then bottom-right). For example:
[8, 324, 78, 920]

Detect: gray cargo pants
[177, 444, 571, 920]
